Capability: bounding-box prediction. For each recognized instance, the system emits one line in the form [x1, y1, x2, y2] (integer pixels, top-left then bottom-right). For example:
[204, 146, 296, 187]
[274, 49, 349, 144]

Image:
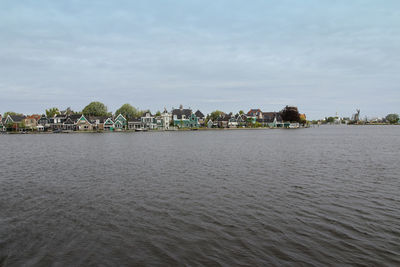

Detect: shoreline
[0, 127, 306, 135]
[1, 124, 398, 135]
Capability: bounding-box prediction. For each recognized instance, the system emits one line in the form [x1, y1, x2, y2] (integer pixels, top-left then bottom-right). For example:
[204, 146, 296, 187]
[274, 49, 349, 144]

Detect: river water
[0, 126, 399, 266]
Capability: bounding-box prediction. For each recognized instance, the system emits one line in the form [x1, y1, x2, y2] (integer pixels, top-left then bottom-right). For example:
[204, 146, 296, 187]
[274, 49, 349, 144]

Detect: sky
[0, 0, 399, 119]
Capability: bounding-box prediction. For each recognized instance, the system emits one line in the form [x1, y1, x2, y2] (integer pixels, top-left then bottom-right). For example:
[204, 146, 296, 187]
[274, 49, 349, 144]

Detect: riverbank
[0, 126, 308, 135]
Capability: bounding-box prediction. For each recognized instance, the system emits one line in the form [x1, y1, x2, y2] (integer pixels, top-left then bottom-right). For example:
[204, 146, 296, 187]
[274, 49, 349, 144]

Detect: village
[0, 103, 306, 133]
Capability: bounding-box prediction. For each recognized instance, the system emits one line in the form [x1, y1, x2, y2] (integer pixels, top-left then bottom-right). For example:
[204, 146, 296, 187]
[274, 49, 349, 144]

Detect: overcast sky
[1, 0, 399, 119]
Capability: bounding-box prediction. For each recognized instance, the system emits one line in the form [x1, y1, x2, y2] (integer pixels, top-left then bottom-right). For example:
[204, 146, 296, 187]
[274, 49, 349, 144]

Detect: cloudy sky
[1, 0, 399, 119]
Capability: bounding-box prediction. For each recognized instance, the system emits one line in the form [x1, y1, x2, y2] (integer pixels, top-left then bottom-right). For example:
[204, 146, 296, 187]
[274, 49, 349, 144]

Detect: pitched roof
[63, 117, 76, 125]
[172, 108, 192, 119]
[9, 115, 26, 122]
[217, 114, 231, 122]
[247, 109, 262, 116]
[142, 112, 154, 117]
[62, 114, 83, 124]
[88, 116, 108, 123]
[26, 114, 41, 121]
[115, 114, 127, 121]
[195, 110, 205, 118]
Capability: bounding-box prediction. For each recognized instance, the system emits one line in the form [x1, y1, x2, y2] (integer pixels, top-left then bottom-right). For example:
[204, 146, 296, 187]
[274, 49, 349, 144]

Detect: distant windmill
[352, 109, 360, 122]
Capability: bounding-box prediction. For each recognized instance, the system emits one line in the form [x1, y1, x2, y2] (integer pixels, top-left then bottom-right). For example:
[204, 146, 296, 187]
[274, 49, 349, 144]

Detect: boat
[135, 128, 148, 132]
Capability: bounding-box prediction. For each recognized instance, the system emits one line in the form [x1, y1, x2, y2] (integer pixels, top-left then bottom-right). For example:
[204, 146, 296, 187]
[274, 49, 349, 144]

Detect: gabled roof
[217, 114, 231, 122]
[63, 117, 76, 125]
[115, 114, 126, 122]
[172, 108, 192, 119]
[142, 112, 154, 117]
[104, 118, 114, 125]
[61, 114, 84, 125]
[88, 116, 108, 123]
[260, 112, 282, 123]
[69, 114, 83, 122]
[247, 109, 262, 116]
[262, 112, 277, 122]
[77, 114, 91, 124]
[9, 115, 26, 123]
[26, 114, 41, 121]
[195, 110, 205, 119]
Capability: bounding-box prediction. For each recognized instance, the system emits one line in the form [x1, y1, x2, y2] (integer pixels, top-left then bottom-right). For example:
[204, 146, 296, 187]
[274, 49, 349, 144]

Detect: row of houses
[0, 107, 203, 132]
[0, 107, 295, 132]
[207, 109, 288, 128]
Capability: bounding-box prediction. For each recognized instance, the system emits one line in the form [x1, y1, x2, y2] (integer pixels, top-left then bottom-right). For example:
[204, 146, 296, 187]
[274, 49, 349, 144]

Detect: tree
[386, 113, 399, 124]
[115, 104, 141, 120]
[6, 122, 14, 131]
[239, 110, 244, 115]
[155, 111, 161, 117]
[280, 106, 300, 122]
[325, 117, 335, 123]
[299, 114, 307, 124]
[82, 102, 109, 117]
[209, 110, 224, 121]
[64, 107, 78, 115]
[4, 111, 24, 118]
[45, 107, 60, 118]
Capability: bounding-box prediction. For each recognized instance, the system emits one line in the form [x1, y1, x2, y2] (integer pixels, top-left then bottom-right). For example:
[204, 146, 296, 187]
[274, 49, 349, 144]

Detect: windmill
[352, 109, 360, 122]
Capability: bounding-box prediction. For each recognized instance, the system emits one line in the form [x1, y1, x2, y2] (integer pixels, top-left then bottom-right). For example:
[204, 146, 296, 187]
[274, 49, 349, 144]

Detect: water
[1, 126, 399, 266]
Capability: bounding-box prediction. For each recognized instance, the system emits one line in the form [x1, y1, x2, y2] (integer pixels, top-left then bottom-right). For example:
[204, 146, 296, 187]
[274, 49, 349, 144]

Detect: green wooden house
[104, 118, 115, 131]
[114, 114, 127, 130]
[172, 107, 199, 128]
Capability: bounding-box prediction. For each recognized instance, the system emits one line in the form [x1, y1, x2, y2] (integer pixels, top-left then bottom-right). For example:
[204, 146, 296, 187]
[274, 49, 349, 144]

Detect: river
[0, 126, 399, 266]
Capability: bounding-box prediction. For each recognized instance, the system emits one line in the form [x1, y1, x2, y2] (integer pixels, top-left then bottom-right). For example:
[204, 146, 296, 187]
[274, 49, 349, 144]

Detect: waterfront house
[88, 116, 108, 131]
[4, 115, 26, 131]
[128, 117, 143, 130]
[75, 114, 92, 131]
[114, 114, 127, 130]
[216, 114, 231, 128]
[236, 114, 247, 127]
[258, 112, 281, 128]
[207, 119, 214, 128]
[61, 114, 78, 131]
[172, 106, 199, 128]
[228, 115, 239, 128]
[50, 114, 67, 130]
[195, 110, 205, 127]
[24, 114, 41, 130]
[154, 110, 172, 130]
[247, 109, 263, 119]
[104, 117, 115, 131]
[37, 114, 51, 131]
[141, 112, 157, 129]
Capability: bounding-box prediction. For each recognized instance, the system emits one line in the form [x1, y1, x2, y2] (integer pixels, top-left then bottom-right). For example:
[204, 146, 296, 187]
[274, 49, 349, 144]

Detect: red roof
[26, 114, 41, 120]
[247, 109, 262, 116]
